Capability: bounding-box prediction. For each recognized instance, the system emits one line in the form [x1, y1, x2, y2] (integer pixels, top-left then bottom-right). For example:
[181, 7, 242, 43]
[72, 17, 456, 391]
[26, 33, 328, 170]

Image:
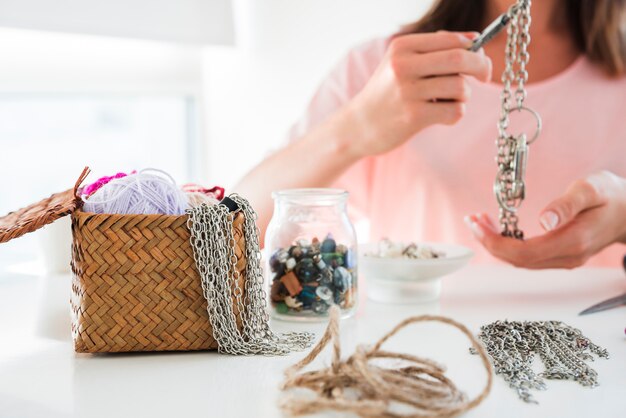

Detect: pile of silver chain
[187, 194, 314, 355]
[471, 320, 609, 403]
[495, 0, 541, 239]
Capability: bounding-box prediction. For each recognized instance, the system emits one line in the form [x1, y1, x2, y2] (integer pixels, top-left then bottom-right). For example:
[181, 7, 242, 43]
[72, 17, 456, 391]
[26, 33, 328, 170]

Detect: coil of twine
[280, 306, 493, 417]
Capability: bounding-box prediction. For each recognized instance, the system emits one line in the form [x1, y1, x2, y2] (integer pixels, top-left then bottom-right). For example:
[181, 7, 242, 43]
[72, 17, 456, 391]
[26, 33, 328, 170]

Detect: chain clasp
[510, 134, 528, 200]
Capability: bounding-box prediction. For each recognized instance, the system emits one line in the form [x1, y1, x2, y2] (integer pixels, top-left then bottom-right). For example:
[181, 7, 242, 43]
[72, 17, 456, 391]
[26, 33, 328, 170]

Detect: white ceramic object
[37, 216, 72, 274]
[359, 242, 474, 304]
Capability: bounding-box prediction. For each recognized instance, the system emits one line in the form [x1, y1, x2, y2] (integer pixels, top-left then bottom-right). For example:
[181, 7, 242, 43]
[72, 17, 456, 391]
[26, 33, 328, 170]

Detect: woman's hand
[465, 171, 626, 269]
[345, 31, 492, 159]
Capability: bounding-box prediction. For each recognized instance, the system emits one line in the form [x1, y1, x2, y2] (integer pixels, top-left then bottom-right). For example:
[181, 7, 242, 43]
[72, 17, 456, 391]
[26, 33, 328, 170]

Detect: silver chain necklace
[495, 0, 542, 239]
[187, 194, 314, 355]
[471, 320, 609, 403]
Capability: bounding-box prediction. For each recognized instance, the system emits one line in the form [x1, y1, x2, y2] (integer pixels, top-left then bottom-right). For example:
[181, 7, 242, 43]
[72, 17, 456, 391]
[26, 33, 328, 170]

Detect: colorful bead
[312, 300, 330, 314]
[286, 257, 297, 271]
[321, 235, 337, 253]
[270, 235, 357, 316]
[275, 302, 289, 314]
[280, 271, 303, 296]
[316, 286, 333, 301]
[285, 296, 303, 309]
[333, 267, 351, 294]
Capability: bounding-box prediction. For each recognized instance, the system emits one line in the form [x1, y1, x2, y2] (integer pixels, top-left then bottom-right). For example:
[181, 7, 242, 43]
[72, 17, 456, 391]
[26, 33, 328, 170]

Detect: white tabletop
[1, 264, 625, 418]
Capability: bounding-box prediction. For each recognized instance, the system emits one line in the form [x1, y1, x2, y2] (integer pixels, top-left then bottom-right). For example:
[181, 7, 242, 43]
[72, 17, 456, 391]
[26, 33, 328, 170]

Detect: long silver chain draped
[187, 194, 314, 355]
[495, 0, 541, 239]
[471, 320, 609, 403]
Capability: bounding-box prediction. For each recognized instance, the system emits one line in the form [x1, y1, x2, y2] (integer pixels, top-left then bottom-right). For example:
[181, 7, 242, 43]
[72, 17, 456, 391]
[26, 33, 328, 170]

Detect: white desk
[0, 265, 625, 418]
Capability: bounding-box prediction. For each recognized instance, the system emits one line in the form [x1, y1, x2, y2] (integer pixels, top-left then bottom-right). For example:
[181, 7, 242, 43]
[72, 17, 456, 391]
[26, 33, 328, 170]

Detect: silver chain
[187, 194, 314, 355]
[495, 0, 541, 239]
[471, 320, 609, 403]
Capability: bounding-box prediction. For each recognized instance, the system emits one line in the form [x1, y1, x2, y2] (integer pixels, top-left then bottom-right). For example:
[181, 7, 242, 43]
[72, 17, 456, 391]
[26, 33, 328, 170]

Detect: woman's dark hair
[400, 0, 626, 76]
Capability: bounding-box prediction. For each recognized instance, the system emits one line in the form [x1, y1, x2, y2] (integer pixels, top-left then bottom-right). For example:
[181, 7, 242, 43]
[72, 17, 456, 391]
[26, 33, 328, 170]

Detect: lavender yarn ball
[83, 169, 189, 215]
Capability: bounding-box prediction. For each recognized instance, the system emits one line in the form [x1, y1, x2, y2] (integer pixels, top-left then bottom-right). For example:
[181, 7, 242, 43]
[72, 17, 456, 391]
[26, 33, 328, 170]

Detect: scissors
[579, 255, 626, 315]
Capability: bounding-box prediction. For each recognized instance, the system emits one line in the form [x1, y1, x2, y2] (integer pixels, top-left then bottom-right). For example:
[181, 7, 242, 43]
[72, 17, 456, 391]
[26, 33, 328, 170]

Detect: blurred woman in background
[235, 0, 626, 268]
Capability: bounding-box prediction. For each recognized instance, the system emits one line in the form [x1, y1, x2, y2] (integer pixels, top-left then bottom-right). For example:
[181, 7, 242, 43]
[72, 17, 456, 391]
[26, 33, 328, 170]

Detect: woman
[235, 0, 626, 268]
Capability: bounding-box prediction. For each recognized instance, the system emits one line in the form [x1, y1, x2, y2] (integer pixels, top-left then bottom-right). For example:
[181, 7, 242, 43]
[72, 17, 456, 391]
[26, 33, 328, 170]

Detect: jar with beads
[265, 189, 358, 321]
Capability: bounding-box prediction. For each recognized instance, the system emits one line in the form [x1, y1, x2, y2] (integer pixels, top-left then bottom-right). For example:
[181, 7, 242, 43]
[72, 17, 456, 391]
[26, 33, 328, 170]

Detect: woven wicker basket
[0, 168, 245, 353]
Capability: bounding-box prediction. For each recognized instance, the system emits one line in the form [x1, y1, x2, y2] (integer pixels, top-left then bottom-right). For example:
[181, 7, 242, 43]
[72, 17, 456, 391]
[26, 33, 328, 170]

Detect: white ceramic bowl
[359, 242, 474, 304]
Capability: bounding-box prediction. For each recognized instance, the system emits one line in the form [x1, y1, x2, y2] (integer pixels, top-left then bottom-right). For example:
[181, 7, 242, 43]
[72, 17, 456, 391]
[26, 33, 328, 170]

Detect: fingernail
[540, 211, 559, 231]
[464, 216, 484, 239]
[461, 33, 478, 47]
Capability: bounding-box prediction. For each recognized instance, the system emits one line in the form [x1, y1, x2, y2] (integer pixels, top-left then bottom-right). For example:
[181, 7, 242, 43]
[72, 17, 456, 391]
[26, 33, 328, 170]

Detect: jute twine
[280, 306, 493, 417]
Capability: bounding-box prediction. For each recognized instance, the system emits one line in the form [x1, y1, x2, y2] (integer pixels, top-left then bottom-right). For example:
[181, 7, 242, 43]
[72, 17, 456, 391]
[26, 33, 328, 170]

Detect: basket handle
[0, 166, 91, 244]
[73, 166, 91, 202]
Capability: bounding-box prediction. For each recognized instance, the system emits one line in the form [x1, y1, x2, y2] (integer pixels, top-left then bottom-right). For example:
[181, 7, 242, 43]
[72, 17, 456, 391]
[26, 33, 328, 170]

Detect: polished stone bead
[286, 257, 297, 271]
[295, 258, 317, 282]
[296, 238, 311, 248]
[315, 286, 333, 301]
[275, 302, 289, 314]
[298, 286, 317, 307]
[334, 292, 343, 304]
[270, 279, 287, 303]
[285, 295, 303, 309]
[318, 271, 333, 287]
[322, 253, 344, 267]
[269, 253, 281, 273]
[312, 300, 329, 314]
[321, 236, 336, 253]
[289, 245, 303, 259]
[345, 249, 356, 269]
[276, 249, 289, 263]
[333, 266, 351, 293]
[313, 254, 327, 270]
[280, 271, 303, 296]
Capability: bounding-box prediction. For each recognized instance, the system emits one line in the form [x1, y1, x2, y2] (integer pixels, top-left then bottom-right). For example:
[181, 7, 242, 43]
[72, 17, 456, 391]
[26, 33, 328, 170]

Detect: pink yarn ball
[83, 171, 135, 197]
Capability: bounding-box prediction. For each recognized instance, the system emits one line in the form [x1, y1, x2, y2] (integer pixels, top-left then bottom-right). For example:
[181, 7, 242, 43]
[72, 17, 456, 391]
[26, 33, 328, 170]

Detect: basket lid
[0, 167, 90, 244]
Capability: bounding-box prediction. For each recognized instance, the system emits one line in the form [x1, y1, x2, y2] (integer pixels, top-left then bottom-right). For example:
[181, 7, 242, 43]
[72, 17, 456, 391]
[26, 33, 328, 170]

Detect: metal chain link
[495, 0, 540, 239]
[187, 195, 314, 355]
[471, 320, 609, 403]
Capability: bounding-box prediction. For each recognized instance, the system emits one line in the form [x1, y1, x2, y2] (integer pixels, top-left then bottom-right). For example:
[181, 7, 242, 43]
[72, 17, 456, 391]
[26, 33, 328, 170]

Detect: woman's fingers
[390, 32, 492, 82]
[465, 214, 539, 266]
[351, 31, 493, 156]
[465, 213, 596, 269]
[539, 175, 607, 232]
[465, 172, 626, 269]
[408, 49, 492, 80]
[391, 31, 476, 53]
[422, 102, 467, 125]
[415, 76, 471, 101]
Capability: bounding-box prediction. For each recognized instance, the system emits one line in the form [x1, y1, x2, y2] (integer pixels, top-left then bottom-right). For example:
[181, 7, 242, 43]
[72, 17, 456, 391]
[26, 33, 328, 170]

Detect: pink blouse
[287, 38, 626, 266]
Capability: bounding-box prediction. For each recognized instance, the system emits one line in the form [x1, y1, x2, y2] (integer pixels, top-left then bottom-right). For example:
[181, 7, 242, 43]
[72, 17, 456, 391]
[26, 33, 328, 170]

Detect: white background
[205, 0, 432, 188]
[0, 0, 434, 191]
[0, 0, 433, 263]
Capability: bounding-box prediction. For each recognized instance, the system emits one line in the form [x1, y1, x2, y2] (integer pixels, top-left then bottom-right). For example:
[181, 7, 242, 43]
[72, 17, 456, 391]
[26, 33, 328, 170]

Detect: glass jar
[265, 189, 358, 321]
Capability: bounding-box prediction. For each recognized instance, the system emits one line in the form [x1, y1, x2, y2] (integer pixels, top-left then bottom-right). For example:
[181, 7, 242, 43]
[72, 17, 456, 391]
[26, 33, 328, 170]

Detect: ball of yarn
[83, 169, 189, 215]
[82, 171, 135, 197]
[186, 191, 219, 208]
[181, 183, 225, 201]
